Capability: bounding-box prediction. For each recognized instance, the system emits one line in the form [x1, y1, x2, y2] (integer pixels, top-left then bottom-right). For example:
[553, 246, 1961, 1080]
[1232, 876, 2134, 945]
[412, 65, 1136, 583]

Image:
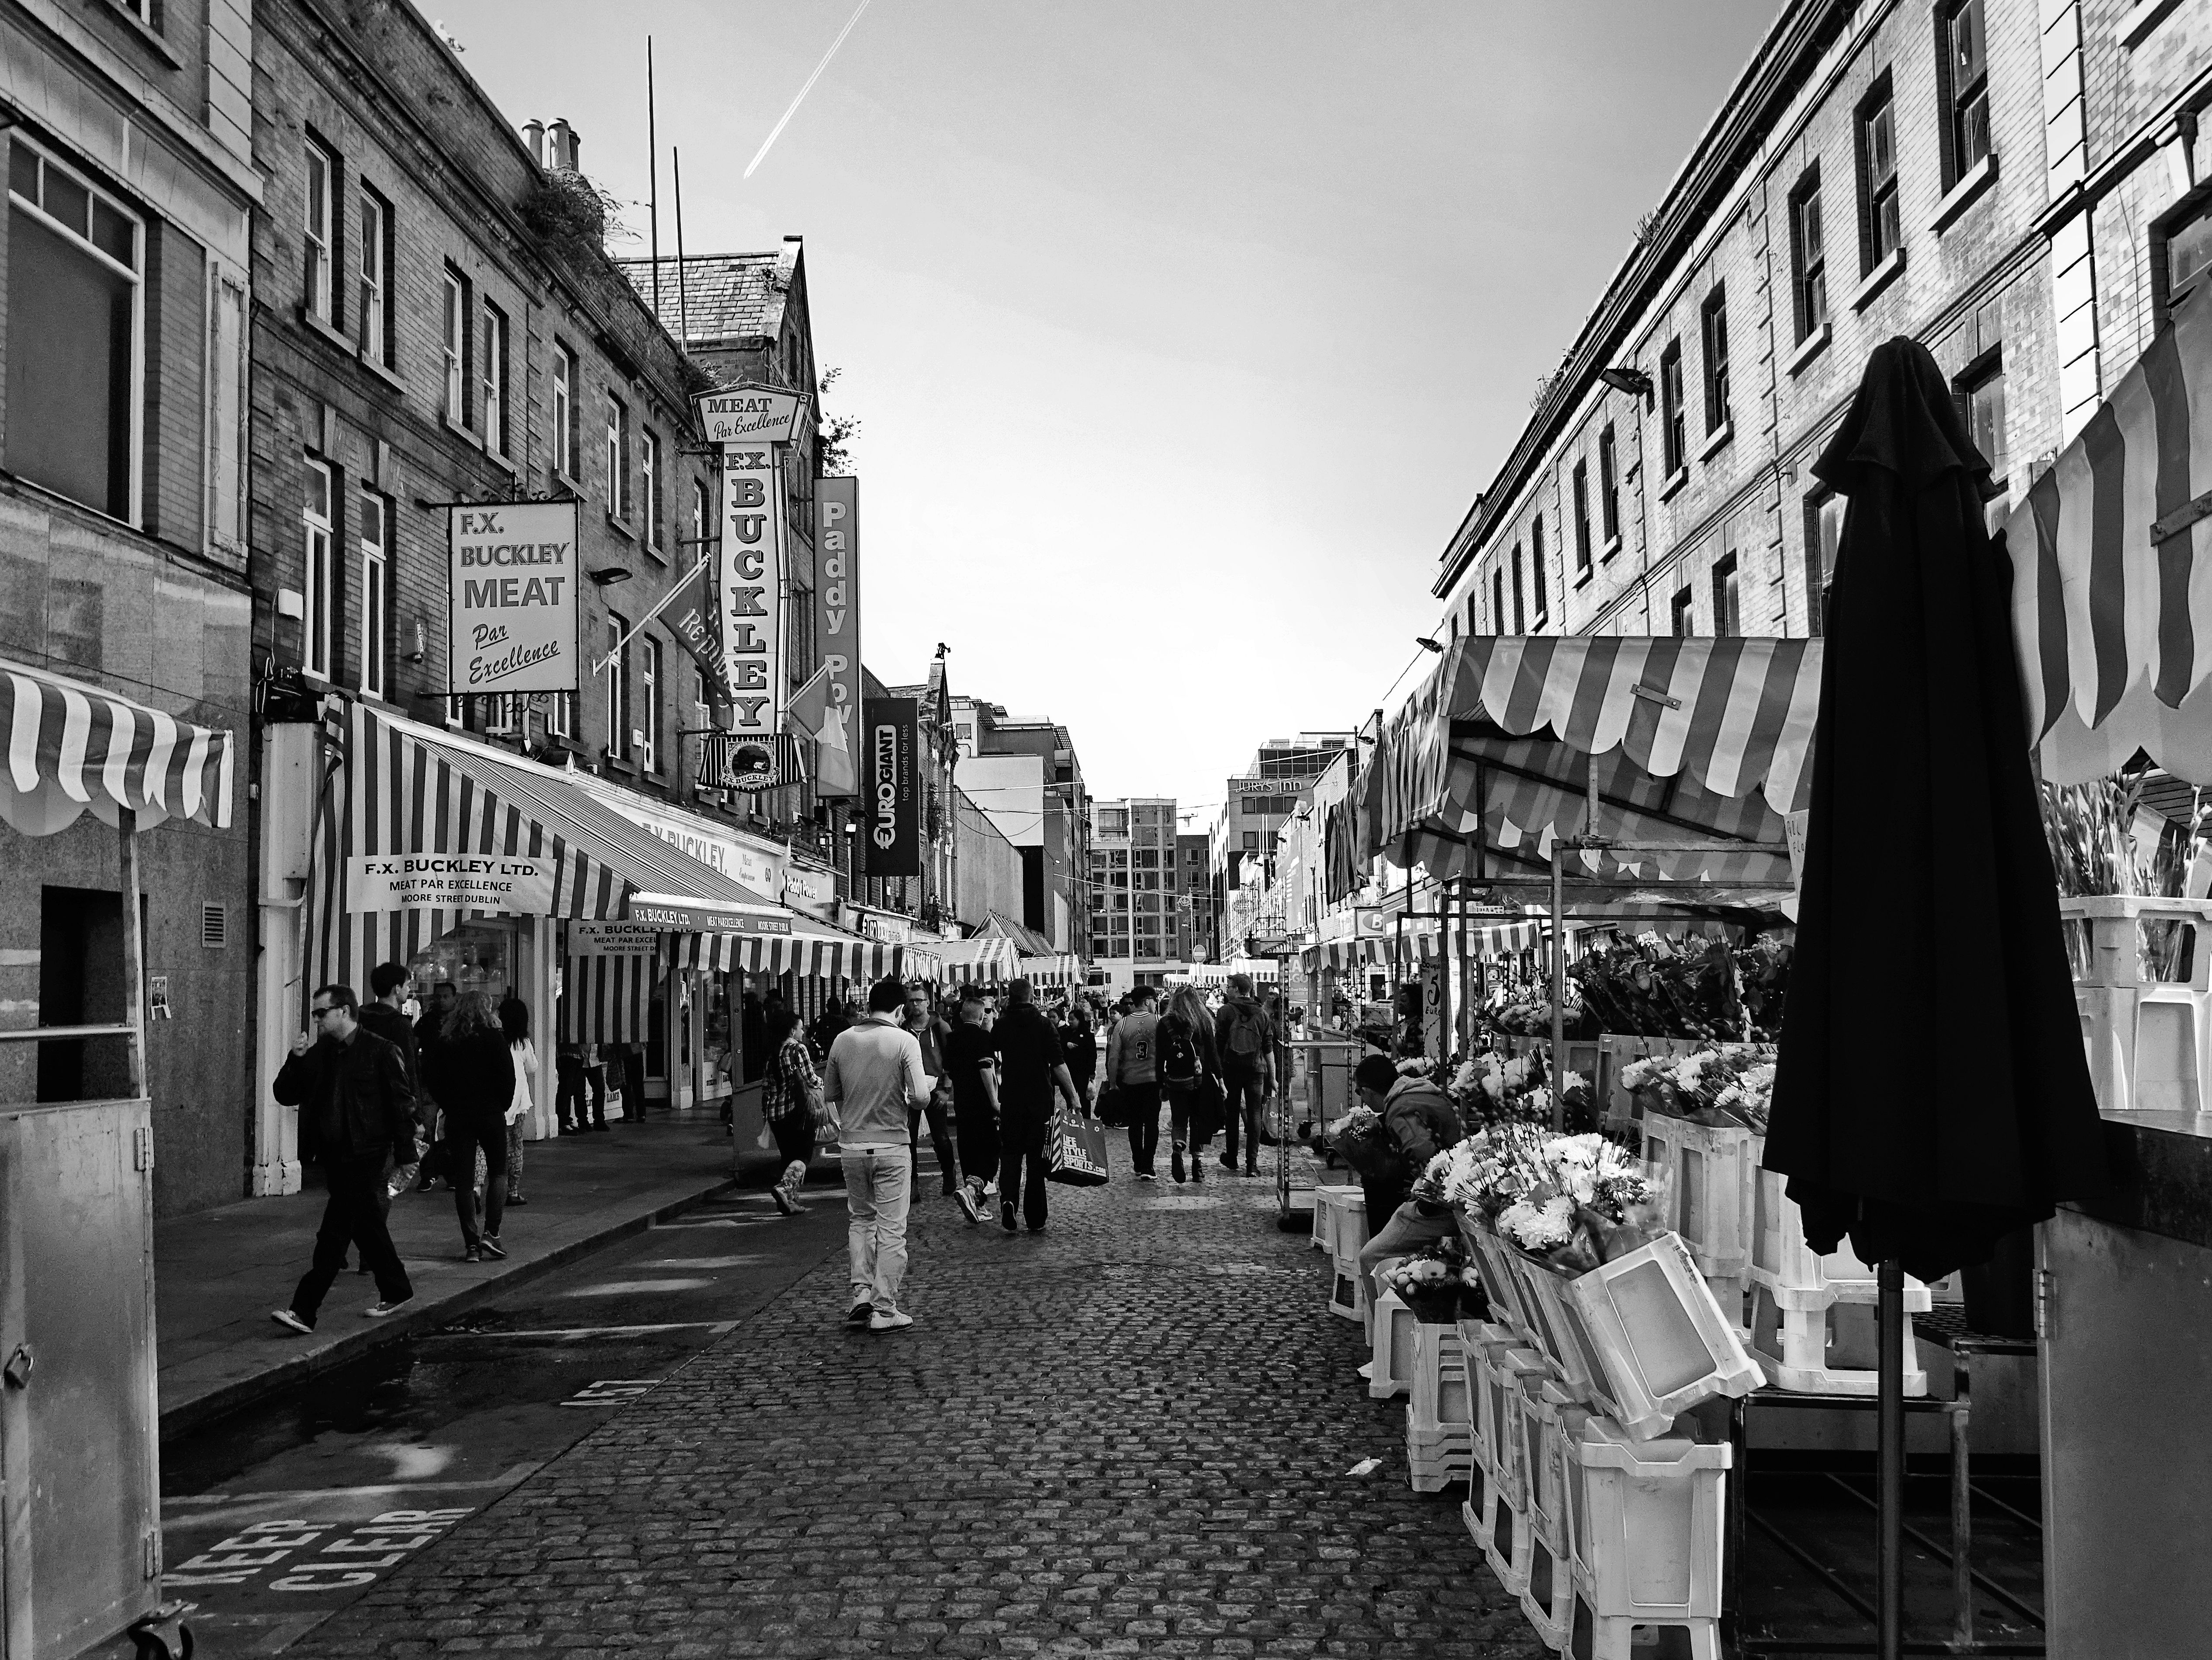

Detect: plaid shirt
[762, 1036, 820, 1122]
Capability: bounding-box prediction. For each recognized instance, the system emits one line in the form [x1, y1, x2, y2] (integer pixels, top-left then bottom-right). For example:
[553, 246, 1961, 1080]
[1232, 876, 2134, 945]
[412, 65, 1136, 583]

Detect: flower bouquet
[1429, 1126, 1661, 1275]
[1325, 1103, 1398, 1180]
[1376, 1238, 1487, 1325]
[1619, 1043, 1777, 1132]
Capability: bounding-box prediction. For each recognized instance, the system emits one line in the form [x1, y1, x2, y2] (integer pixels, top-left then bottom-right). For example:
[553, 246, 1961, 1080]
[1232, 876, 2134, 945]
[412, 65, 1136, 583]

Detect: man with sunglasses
[270, 984, 421, 1331]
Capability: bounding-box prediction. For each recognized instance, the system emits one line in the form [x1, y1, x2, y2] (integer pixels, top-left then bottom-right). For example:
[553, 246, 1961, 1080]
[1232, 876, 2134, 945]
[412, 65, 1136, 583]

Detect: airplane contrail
[743, 0, 873, 180]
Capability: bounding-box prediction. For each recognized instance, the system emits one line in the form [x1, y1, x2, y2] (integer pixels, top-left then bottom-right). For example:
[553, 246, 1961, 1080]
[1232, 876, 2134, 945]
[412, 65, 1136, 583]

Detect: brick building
[1, 0, 259, 1215]
[1431, 0, 2112, 645]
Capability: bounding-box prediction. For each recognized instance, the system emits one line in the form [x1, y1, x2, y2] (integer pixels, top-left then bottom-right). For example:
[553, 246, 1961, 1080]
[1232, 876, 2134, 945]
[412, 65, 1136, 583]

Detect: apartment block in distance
[1087, 796, 1178, 991]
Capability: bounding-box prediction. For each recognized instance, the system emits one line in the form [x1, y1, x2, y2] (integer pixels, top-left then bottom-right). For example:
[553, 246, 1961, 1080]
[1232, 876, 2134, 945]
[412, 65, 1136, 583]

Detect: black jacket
[1214, 994, 1276, 1072]
[421, 1028, 517, 1127]
[357, 1001, 422, 1098]
[274, 1027, 419, 1167]
[1383, 1076, 1465, 1182]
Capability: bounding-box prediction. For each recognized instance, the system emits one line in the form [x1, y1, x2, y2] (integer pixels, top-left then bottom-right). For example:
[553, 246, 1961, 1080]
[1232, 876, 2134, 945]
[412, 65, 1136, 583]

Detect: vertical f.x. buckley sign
[447, 502, 580, 693]
[862, 697, 919, 876]
[695, 384, 809, 766]
[813, 477, 860, 799]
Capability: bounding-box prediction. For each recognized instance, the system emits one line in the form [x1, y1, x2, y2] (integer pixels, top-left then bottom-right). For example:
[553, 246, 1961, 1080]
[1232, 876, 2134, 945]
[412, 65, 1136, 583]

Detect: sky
[431, 0, 1780, 818]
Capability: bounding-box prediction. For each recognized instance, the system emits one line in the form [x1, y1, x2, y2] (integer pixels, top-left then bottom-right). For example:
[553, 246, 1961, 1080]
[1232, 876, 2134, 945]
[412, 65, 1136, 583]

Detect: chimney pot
[547, 118, 581, 172]
[522, 119, 545, 167]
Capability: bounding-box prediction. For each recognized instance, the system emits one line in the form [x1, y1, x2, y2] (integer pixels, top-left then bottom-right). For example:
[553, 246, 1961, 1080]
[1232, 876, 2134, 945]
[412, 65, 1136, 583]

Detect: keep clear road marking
[417, 1320, 738, 1341]
[164, 1509, 476, 1591]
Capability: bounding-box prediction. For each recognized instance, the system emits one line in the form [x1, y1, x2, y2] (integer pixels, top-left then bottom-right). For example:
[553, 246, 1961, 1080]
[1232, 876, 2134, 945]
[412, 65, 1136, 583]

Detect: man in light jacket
[823, 975, 930, 1333]
[1103, 985, 1163, 1180]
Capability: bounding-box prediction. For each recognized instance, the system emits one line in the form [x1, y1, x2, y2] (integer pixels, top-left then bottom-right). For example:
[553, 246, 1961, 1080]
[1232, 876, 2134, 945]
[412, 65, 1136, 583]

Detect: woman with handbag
[763, 1006, 822, 1215]
[1158, 986, 1224, 1186]
[498, 995, 537, 1207]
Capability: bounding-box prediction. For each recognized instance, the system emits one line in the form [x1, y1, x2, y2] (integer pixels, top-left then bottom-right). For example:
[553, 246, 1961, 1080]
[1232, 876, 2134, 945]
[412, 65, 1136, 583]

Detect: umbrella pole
[1878, 1257, 1905, 1660]
[1549, 847, 1565, 1132]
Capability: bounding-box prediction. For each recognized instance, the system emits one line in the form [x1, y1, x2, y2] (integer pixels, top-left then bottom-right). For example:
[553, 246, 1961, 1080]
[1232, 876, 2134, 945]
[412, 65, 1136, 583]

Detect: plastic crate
[1458, 1321, 1527, 1480]
[1748, 1283, 1930, 1398]
[1563, 1233, 1765, 1441]
[1368, 1290, 1418, 1399]
[1407, 1421, 1476, 1493]
[1407, 1317, 1471, 1437]
[1520, 1381, 1591, 1651]
[2060, 896, 2212, 1114]
[1462, 1219, 1544, 1347]
[1749, 1169, 1933, 1311]
[1329, 1250, 1367, 1323]
[1641, 1110, 1761, 1279]
[1313, 1183, 1364, 1255]
[1565, 1412, 1729, 1657]
[1507, 1245, 1618, 1407]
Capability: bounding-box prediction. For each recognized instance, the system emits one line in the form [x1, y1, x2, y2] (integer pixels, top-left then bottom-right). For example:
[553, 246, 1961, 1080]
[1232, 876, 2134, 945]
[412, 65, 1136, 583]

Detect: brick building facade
[1, 0, 259, 1215]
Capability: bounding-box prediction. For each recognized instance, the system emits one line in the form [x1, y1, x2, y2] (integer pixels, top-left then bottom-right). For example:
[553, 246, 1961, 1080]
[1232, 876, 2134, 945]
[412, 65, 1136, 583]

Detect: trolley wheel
[128, 1601, 194, 1660]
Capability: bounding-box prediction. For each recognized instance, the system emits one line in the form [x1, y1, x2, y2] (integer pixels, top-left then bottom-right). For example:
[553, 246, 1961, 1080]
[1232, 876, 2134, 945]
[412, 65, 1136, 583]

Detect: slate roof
[615, 248, 791, 345]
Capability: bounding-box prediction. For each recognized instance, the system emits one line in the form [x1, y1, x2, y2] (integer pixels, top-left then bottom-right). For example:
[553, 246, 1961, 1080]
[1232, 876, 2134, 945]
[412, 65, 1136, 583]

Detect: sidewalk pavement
[156, 1111, 748, 1440]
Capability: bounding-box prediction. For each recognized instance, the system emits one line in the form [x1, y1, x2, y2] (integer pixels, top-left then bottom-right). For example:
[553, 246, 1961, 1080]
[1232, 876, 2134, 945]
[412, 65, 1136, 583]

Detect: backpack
[1222, 1000, 1267, 1063]
[1158, 1014, 1202, 1088]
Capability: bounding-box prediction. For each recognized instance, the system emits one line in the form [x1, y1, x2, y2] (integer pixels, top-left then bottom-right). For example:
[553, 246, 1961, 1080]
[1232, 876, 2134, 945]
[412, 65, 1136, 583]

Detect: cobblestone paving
[309, 1153, 1548, 1657]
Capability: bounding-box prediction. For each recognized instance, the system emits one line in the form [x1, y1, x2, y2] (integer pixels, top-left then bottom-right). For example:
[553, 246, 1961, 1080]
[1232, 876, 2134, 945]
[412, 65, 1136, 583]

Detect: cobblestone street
[306, 1159, 1546, 1658]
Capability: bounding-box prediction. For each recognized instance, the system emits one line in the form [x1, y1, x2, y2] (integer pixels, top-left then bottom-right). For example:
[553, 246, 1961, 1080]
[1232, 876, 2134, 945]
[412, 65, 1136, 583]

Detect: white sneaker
[868, 1309, 914, 1333]
[270, 1308, 313, 1335]
[982, 1180, 998, 1197]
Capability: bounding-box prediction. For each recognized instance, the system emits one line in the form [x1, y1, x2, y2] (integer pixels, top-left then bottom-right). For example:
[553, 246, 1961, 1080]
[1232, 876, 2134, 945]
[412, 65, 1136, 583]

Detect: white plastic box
[1368, 1289, 1418, 1399]
[2059, 895, 2212, 1115]
[1565, 1413, 1731, 1660]
[1563, 1232, 1765, 1441]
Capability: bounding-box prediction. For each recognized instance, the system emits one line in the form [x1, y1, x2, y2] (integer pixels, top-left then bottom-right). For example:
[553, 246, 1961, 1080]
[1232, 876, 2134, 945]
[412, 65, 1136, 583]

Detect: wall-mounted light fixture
[1414, 636, 1444, 654]
[409, 620, 428, 663]
[590, 567, 634, 586]
[1599, 365, 1653, 402]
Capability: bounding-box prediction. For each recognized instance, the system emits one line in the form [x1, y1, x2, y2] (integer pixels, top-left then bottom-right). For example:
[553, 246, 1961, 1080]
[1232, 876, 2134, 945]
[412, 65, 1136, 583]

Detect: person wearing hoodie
[1212, 973, 1278, 1176]
[421, 990, 518, 1262]
[1350, 1053, 1467, 1305]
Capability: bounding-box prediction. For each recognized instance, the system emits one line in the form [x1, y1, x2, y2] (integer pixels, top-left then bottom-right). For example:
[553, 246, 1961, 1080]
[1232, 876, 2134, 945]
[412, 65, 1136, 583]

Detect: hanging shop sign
[784, 864, 837, 919]
[567, 922, 662, 957]
[347, 851, 555, 915]
[446, 501, 580, 694]
[624, 896, 795, 934]
[702, 731, 804, 794]
[813, 477, 861, 799]
[695, 384, 809, 447]
[717, 444, 782, 742]
[862, 697, 920, 877]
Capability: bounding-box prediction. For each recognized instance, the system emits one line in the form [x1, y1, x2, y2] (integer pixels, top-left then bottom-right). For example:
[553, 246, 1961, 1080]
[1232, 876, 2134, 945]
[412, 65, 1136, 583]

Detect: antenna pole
[646, 36, 661, 318]
[673, 145, 690, 346]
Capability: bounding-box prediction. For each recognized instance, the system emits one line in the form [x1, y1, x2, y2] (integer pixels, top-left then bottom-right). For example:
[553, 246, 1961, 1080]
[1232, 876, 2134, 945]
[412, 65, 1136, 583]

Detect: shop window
[1712, 554, 1741, 636]
[304, 139, 335, 324]
[1572, 461, 1592, 578]
[1789, 168, 1827, 341]
[1701, 286, 1731, 435]
[642, 429, 664, 553]
[6, 137, 142, 522]
[441, 266, 470, 425]
[358, 188, 394, 366]
[1659, 339, 1686, 476]
[640, 636, 660, 771]
[606, 615, 629, 758]
[1804, 488, 1845, 635]
[1957, 351, 2008, 478]
[552, 341, 578, 480]
[481, 300, 508, 455]
[359, 488, 388, 699]
[303, 459, 335, 681]
[1530, 515, 1548, 625]
[1940, 0, 1991, 187]
[1671, 588, 1694, 637]
[1857, 75, 1901, 273]
[38, 887, 131, 1104]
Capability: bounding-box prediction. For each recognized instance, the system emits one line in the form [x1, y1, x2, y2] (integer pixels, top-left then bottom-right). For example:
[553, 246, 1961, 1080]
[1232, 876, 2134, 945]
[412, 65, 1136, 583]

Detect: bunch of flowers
[1326, 1103, 1399, 1179]
[1446, 1051, 1600, 1134]
[1431, 1127, 1658, 1272]
[1620, 1042, 1777, 1131]
[1376, 1238, 1486, 1322]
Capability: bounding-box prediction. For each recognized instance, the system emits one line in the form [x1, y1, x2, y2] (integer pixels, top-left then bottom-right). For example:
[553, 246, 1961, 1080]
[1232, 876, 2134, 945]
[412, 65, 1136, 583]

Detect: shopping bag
[1190, 1074, 1227, 1142]
[1095, 1084, 1130, 1127]
[1047, 1107, 1110, 1186]
[810, 1095, 840, 1145]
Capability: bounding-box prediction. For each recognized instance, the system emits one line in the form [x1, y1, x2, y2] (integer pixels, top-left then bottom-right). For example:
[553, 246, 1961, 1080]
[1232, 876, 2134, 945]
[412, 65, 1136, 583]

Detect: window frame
[1700, 285, 1731, 436]
[1712, 553, 1741, 636]
[1788, 167, 1827, 342]
[6, 133, 147, 526]
[2150, 187, 2212, 328]
[1955, 347, 2008, 480]
[639, 635, 660, 771]
[1659, 339, 1687, 476]
[1856, 74, 1901, 274]
[1939, 0, 1992, 188]
[1491, 568, 1506, 634]
[690, 475, 709, 551]
[480, 299, 508, 456]
[440, 266, 471, 426]
[358, 185, 393, 365]
[1597, 424, 1620, 544]
[552, 341, 578, 481]
[605, 394, 630, 520]
[304, 138, 336, 325]
[302, 457, 336, 681]
[359, 485, 388, 699]
[641, 428, 663, 553]
[1510, 543, 1526, 633]
[1671, 588, 1695, 638]
[1804, 488, 1846, 637]
[605, 615, 629, 759]
[1530, 514, 1548, 625]
[1571, 460, 1593, 577]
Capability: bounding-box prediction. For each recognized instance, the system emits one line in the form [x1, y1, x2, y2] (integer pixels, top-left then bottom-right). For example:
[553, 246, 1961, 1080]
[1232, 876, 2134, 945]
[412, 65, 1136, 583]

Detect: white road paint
[639, 1255, 771, 1269]
[553, 1278, 716, 1296]
[417, 1320, 738, 1341]
[367, 1443, 455, 1481]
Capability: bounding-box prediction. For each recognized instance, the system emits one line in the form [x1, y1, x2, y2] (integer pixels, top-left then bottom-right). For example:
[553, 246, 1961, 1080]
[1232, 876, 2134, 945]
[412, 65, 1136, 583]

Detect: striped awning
[675, 931, 927, 981]
[1021, 951, 1083, 986]
[0, 656, 235, 837]
[2008, 279, 2212, 785]
[560, 946, 654, 1044]
[1360, 635, 1813, 902]
[930, 936, 1020, 984]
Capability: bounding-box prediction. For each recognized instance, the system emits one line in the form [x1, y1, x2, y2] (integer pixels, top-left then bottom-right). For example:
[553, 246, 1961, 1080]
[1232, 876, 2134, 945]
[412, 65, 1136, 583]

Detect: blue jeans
[842, 1145, 913, 1313]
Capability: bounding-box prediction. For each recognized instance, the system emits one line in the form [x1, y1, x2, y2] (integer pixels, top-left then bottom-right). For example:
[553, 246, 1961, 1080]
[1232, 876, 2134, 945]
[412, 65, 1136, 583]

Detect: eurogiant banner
[862, 697, 919, 877]
[446, 501, 579, 694]
[813, 477, 861, 798]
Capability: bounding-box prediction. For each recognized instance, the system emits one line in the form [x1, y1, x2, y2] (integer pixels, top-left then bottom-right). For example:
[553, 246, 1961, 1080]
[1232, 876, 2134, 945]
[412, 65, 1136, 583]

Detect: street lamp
[1598, 365, 1653, 402]
[1415, 636, 1443, 654]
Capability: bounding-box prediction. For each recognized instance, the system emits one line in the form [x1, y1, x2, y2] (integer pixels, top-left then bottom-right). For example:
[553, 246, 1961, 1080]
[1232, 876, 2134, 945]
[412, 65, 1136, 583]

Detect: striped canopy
[675, 931, 929, 982]
[2008, 280, 2212, 785]
[1361, 635, 1815, 902]
[561, 944, 654, 1044]
[930, 936, 1021, 984]
[1, 656, 234, 837]
[1022, 951, 1083, 986]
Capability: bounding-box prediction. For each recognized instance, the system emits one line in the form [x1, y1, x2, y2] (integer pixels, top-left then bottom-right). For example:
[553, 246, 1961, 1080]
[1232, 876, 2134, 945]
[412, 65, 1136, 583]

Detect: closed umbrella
[1763, 336, 2108, 1655]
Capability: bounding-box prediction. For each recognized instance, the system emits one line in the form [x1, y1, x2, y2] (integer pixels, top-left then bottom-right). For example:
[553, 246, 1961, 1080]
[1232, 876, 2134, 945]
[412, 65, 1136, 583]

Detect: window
[553, 342, 578, 479]
[359, 187, 392, 363]
[1712, 555, 1741, 636]
[441, 268, 469, 424]
[690, 477, 709, 551]
[7, 138, 142, 522]
[1671, 588, 1694, 637]
[1510, 544, 1526, 633]
[1659, 340, 1686, 476]
[639, 636, 660, 771]
[1805, 489, 1846, 635]
[548, 682, 572, 739]
[481, 301, 508, 455]
[1242, 832, 1259, 852]
[1858, 77, 1901, 272]
[1789, 169, 1828, 341]
[1701, 287, 1731, 435]
[304, 140, 335, 323]
[1572, 461, 1592, 577]
[1958, 353, 2008, 478]
[1491, 568, 1506, 633]
[605, 395, 630, 519]
[1942, 0, 1991, 185]
[303, 460, 335, 680]
[359, 488, 387, 698]
[606, 617, 629, 757]
[2156, 197, 2212, 323]
[641, 429, 663, 552]
[1530, 515, 1548, 624]
[1597, 425, 1620, 544]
